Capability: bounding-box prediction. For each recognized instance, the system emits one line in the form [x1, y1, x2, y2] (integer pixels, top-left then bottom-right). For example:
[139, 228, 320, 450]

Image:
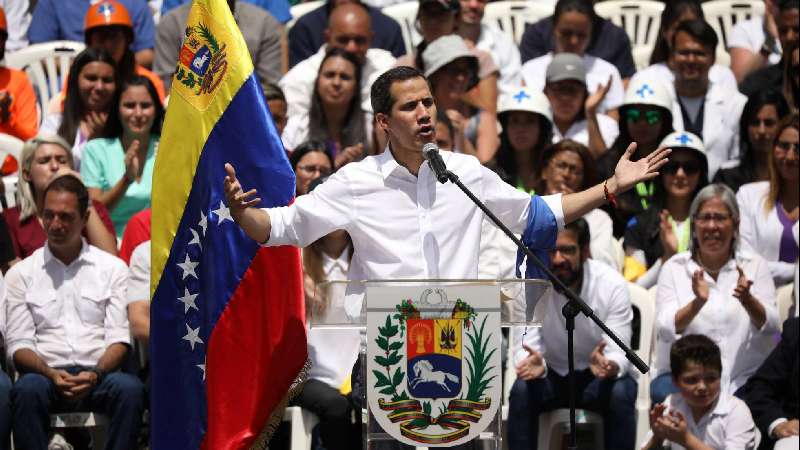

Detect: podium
[308, 279, 551, 449]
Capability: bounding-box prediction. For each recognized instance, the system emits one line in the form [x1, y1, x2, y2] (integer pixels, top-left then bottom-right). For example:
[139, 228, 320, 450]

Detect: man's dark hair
[563, 217, 590, 250]
[42, 174, 90, 218]
[670, 334, 722, 376]
[670, 19, 719, 55]
[779, 0, 799, 12]
[371, 66, 428, 116]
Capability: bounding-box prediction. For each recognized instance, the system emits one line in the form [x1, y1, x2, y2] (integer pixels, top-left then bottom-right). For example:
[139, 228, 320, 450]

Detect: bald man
[279, 3, 396, 120]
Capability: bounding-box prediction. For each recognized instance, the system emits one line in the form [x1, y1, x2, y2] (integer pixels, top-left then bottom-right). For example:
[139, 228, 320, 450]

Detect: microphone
[422, 143, 450, 184]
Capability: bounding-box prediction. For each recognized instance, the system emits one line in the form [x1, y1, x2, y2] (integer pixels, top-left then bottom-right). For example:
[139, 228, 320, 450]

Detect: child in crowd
[643, 334, 758, 450]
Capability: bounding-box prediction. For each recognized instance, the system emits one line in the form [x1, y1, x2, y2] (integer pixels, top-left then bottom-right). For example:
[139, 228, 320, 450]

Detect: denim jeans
[507, 369, 637, 450]
[11, 367, 144, 450]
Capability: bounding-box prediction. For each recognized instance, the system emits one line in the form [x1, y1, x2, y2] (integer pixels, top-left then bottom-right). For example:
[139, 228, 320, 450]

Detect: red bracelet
[604, 179, 617, 208]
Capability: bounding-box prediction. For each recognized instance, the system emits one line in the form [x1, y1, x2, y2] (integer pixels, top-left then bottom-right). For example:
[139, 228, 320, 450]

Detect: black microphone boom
[422, 143, 450, 184]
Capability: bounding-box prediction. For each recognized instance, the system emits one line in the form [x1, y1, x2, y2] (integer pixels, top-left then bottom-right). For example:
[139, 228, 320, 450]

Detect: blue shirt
[161, 0, 291, 24]
[28, 0, 156, 52]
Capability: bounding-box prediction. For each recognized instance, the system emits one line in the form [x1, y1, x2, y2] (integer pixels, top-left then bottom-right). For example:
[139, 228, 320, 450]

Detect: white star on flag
[182, 324, 204, 351]
[177, 288, 199, 313]
[177, 254, 199, 280]
[197, 358, 206, 380]
[199, 210, 208, 236]
[188, 228, 202, 249]
[212, 200, 233, 224]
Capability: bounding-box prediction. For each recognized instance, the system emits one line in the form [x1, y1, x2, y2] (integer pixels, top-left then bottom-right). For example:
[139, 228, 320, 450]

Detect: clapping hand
[516, 343, 546, 380]
[123, 139, 140, 183]
[773, 419, 800, 438]
[691, 269, 709, 303]
[223, 163, 261, 221]
[85, 111, 108, 139]
[658, 409, 690, 445]
[659, 210, 679, 260]
[732, 266, 753, 304]
[585, 76, 612, 116]
[589, 341, 619, 379]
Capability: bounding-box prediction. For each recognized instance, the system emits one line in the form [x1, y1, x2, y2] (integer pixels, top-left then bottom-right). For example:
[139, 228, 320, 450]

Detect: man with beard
[507, 218, 636, 450]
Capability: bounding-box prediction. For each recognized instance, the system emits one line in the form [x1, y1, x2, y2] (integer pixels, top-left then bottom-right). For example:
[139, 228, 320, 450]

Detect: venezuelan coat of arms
[366, 284, 501, 446]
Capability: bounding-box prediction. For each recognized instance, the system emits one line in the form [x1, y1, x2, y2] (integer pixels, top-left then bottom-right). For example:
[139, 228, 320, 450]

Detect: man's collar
[377, 145, 403, 179]
[43, 238, 91, 268]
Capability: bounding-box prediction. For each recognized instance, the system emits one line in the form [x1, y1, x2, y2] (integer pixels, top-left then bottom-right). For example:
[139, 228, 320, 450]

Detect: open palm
[613, 143, 670, 193]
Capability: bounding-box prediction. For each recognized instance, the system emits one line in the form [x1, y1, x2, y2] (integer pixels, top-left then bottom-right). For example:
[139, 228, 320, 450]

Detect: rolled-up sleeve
[104, 263, 131, 348]
[4, 264, 36, 360]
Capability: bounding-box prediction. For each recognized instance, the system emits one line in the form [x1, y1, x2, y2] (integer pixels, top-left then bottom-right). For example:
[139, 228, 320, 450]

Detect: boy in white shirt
[642, 334, 758, 450]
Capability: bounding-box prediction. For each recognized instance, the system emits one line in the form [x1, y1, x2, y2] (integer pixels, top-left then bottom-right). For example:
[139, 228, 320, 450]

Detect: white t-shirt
[551, 113, 619, 149]
[475, 23, 523, 95]
[728, 17, 783, 66]
[677, 95, 704, 125]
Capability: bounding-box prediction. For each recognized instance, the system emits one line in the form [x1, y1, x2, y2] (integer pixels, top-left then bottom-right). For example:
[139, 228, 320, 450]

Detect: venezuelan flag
[149, 1, 306, 448]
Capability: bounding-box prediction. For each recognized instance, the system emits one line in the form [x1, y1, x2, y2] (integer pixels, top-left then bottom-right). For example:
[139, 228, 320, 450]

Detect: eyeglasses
[625, 108, 662, 125]
[661, 159, 701, 175]
[296, 165, 331, 176]
[694, 212, 731, 224]
[775, 140, 799, 153]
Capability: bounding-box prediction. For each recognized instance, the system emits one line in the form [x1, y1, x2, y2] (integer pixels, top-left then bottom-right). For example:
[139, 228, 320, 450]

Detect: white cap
[498, 87, 553, 125]
[660, 131, 706, 157]
[623, 79, 672, 112]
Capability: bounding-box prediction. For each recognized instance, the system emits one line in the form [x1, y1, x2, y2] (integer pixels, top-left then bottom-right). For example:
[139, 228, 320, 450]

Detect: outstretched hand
[611, 143, 670, 194]
[223, 163, 261, 221]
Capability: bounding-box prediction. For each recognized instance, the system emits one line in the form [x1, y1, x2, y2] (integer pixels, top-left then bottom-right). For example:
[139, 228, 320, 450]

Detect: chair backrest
[4, 41, 86, 126]
[482, 1, 555, 45]
[628, 282, 655, 366]
[383, 1, 421, 55]
[777, 283, 795, 326]
[595, 1, 665, 49]
[702, 0, 765, 67]
[286, 0, 326, 31]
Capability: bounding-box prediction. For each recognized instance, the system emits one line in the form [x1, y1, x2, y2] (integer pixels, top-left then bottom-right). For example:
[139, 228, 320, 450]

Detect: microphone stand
[438, 168, 648, 449]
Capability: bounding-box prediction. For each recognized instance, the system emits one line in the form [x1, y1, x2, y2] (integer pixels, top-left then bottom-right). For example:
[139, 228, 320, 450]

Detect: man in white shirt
[456, 0, 523, 94]
[507, 219, 636, 450]
[279, 3, 396, 121]
[669, 20, 747, 180]
[5, 175, 144, 450]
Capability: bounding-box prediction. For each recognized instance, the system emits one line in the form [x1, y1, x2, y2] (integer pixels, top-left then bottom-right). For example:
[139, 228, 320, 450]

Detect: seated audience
[652, 184, 780, 404]
[667, 20, 747, 180]
[600, 79, 674, 237]
[490, 87, 553, 193]
[714, 90, 790, 193]
[521, 0, 624, 118]
[0, 7, 37, 142]
[638, 0, 737, 93]
[287, 0, 404, 68]
[280, 4, 395, 121]
[27, 0, 155, 68]
[3, 135, 116, 260]
[543, 53, 618, 158]
[737, 113, 799, 286]
[263, 83, 288, 136]
[40, 48, 119, 168]
[508, 218, 635, 450]
[5, 174, 144, 450]
[81, 76, 162, 239]
[643, 334, 758, 450]
[519, 0, 635, 81]
[282, 48, 371, 163]
[740, 0, 799, 97]
[729, 0, 783, 84]
[744, 317, 799, 450]
[161, 0, 291, 24]
[456, 0, 522, 94]
[625, 131, 709, 289]
[155, 0, 283, 92]
[290, 141, 334, 196]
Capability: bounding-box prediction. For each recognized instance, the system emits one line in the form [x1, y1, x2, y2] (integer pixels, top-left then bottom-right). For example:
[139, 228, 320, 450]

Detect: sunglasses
[662, 159, 701, 175]
[625, 108, 663, 125]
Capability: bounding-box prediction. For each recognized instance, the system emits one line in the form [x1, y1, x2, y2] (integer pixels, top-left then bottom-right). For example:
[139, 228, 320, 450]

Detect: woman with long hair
[80, 75, 164, 239]
[2, 134, 117, 261]
[714, 90, 790, 193]
[737, 113, 799, 286]
[282, 48, 369, 168]
[624, 131, 709, 289]
[40, 48, 119, 168]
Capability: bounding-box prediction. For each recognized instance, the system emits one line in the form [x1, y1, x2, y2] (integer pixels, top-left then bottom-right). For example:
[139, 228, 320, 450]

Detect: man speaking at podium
[224, 65, 667, 284]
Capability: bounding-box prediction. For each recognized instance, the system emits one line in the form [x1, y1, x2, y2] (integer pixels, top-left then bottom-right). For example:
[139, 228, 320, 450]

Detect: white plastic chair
[286, 0, 325, 31]
[702, 0, 765, 67]
[482, 1, 555, 45]
[382, 1, 421, 55]
[0, 133, 24, 210]
[50, 412, 108, 448]
[595, 1, 664, 70]
[777, 283, 795, 326]
[4, 41, 86, 126]
[628, 282, 655, 449]
[281, 405, 318, 450]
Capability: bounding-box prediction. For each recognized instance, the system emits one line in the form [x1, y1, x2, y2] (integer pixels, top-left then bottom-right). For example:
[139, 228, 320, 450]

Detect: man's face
[548, 229, 586, 288]
[88, 26, 129, 62]
[42, 189, 87, 250]
[778, 8, 800, 50]
[459, 0, 487, 25]
[326, 8, 372, 64]
[672, 31, 713, 89]
[377, 77, 437, 154]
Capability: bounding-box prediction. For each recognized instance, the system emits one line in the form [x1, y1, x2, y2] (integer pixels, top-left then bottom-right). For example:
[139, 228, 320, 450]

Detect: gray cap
[545, 53, 586, 85]
[421, 35, 478, 85]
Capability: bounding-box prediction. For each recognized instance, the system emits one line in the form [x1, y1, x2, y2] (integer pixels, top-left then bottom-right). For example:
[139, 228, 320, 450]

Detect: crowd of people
[0, 0, 797, 449]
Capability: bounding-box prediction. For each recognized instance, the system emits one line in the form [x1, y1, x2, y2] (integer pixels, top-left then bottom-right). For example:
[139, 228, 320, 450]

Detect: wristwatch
[88, 366, 106, 384]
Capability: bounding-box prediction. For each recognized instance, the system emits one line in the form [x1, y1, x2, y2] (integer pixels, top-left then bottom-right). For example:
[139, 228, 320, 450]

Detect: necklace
[695, 252, 723, 275]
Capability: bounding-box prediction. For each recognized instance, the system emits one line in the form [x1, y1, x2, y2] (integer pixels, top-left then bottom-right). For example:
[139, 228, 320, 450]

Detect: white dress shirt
[728, 17, 783, 65]
[475, 23, 523, 95]
[281, 110, 374, 152]
[128, 241, 151, 304]
[512, 259, 633, 377]
[279, 45, 396, 119]
[551, 114, 619, 150]
[640, 394, 758, 450]
[265, 149, 564, 284]
[521, 53, 625, 113]
[737, 182, 799, 285]
[4, 241, 131, 368]
[654, 252, 779, 394]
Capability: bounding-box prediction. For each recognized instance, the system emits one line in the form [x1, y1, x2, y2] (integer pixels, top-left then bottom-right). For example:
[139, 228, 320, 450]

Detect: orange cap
[84, 1, 133, 33]
[0, 7, 7, 33]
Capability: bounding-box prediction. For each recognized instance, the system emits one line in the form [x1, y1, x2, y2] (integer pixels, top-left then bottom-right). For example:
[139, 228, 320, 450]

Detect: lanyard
[635, 182, 654, 209]
[668, 216, 691, 253]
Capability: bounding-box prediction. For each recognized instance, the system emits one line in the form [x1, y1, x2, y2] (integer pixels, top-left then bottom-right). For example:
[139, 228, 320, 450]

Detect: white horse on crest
[409, 360, 459, 392]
